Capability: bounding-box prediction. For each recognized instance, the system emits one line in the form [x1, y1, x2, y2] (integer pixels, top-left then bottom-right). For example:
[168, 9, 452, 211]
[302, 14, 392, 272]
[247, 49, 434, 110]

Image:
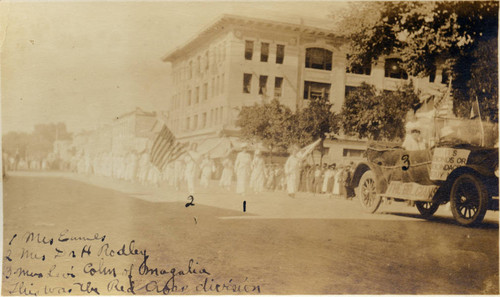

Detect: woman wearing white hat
[402, 121, 426, 151]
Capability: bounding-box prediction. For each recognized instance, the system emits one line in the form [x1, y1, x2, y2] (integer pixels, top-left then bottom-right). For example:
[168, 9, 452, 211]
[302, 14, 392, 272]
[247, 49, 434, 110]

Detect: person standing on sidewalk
[219, 156, 234, 191]
[199, 154, 214, 188]
[250, 150, 266, 193]
[234, 145, 252, 195]
[285, 139, 321, 198]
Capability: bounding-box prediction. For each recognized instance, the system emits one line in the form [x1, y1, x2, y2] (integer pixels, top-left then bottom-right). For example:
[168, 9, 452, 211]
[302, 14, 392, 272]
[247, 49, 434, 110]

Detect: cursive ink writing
[73, 281, 100, 295]
[83, 258, 117, 277]
[58, 229, 106, 243]
[97, 240, 147, 258]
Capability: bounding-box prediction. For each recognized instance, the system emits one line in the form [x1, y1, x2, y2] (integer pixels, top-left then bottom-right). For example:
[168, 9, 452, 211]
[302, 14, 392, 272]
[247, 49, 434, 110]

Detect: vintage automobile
[351, 141, 499, 226]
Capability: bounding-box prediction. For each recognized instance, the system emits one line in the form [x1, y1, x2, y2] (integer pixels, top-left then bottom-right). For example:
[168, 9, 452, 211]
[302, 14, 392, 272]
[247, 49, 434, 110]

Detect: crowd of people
[3, 145, 357, 199]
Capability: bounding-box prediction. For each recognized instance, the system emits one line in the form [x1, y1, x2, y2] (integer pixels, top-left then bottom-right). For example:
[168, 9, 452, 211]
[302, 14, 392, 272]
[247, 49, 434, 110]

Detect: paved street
[2, 172, 499, 295]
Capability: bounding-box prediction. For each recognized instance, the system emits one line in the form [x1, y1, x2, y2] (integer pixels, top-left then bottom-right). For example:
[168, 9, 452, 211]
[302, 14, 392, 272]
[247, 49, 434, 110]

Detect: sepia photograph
[1, 1, 499, 295]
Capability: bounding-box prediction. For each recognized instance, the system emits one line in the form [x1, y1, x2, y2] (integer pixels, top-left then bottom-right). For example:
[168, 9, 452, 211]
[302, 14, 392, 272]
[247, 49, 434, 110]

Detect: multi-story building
[111, 107, 158, 154]
[163, 14, 448, 161]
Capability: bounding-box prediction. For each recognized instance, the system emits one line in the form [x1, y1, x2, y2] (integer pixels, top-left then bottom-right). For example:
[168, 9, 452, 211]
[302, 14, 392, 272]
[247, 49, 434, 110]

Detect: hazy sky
[1, 1, 346, 134]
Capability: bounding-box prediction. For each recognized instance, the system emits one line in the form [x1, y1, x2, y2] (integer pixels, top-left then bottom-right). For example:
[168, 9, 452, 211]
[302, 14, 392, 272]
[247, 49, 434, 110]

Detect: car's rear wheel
[415, 201, 439, 218]
[357, 170, 381, 213]
[449, 173, 488, 226]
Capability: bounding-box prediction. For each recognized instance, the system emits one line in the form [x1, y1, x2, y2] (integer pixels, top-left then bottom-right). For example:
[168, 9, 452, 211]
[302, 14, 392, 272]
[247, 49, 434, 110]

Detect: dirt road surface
[2, 172, 498, 295]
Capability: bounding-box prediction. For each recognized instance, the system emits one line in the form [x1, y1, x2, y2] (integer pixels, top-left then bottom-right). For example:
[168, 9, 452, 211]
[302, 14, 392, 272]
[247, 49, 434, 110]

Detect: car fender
[446, 165, 499, 198]
[351, 162, 388, 194]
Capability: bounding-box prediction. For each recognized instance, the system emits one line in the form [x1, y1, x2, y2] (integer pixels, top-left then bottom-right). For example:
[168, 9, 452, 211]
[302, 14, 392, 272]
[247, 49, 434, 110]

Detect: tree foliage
[236, 99, 338, 152]
[236, 100, 294, 151]
[336, 1, 498, 121]
[341, 82, 420, 140]
[2, 122, 72, 159]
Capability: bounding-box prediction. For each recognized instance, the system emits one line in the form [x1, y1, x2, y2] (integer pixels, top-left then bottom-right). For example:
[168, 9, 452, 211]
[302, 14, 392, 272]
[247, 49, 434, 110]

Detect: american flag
[150, 125, 187, 171]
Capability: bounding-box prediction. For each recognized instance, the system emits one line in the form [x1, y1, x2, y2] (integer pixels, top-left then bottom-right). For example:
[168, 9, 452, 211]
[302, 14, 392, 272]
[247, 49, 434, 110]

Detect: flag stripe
[149, 124, 186, 170]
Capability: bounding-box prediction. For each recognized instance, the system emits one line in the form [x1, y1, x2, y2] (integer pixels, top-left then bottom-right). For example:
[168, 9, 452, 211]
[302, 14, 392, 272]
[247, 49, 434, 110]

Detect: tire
[357, 170, 381, 213]
[415, 201, 439, 218]
[449, 173, 489, 226]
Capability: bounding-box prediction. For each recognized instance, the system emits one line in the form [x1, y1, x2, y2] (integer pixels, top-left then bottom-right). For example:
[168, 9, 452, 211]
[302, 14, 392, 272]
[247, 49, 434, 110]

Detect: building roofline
[115, 107, 156, 121]
[162, 13, 339, 63]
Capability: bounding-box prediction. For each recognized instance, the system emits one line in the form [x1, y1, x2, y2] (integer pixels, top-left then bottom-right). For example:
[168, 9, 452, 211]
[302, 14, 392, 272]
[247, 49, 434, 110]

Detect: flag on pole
[150, 124, 187, 171]
[296, 139, 322, 159]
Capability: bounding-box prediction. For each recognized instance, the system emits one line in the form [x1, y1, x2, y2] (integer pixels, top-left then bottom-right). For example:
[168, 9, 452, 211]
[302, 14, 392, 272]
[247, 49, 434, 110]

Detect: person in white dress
[332, 165, 343, 197]
[219, 157, 234, 190]
[234, 146, 252, 195]
[173, 158, 185, 191]
[250, 150, 266, 193]
[199, 154, 214, 188]
[285, 139, 321, 198]
[402, 122, 426, 151]
[184, 154, 198, 194]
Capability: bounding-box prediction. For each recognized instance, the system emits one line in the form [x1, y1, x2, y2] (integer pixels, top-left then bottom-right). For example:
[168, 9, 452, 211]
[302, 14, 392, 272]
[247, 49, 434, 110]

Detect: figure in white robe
[173, 159, 185, 190]
[250, 150, 266, 193]
[332, 168, 343, 196]
[284, 139, 321, 197]
[199, 155, 214, 188]
[219, 158, 234, 190]
[234, 148, 252, 195]
[184, 154, 198, 194]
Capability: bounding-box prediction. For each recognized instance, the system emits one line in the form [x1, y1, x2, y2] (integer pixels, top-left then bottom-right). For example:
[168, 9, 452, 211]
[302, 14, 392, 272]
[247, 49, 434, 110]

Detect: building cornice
[162, 14, 341, 63]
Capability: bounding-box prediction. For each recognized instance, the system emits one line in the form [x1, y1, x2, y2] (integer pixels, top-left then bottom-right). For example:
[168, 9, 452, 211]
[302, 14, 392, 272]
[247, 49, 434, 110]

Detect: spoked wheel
[357, 170, 381, 213]
[449, 173, 488, 226]
[415, 201, 439, 218]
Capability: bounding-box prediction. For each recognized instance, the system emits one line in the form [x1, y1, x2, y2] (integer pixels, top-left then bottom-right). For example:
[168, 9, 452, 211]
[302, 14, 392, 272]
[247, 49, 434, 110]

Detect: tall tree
[294, 97, 340, 158]
[341, 82, 420, 140]
[336, 1, 498, 121]
[236, 99, 295, 152]
[236, 98, 339, 155]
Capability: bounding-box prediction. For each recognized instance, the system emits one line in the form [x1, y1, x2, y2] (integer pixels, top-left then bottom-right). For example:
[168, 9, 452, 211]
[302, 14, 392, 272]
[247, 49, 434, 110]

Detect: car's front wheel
[357, 170, 381, 213]
[415, 201, 439, 218]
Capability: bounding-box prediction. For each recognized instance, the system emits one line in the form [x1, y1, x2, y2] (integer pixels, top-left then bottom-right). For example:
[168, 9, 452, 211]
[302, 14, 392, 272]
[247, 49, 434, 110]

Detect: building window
[188, 61, 192, 79]
[276, 44, 285, 64]
[344, 86, 361, 98]
[220, 107, 224, 122]
[211, 78, 215, 97]
[305, 48, 332, 70]
[215, 76, 220, 95]
[195, 86, 200, 104]
[197, 56, 201, 74]
[205, 51, 209, 71]
[221, 73, 225, 93]
[259, 75, 268, 95]
[243, 73, 252, 93]
[203, 83, 208, 100]
[210, 109, 214, 126]
[193, 115, 198, 130]
[261, 42, 269, 62]
[342, 148, 365, 157]
[222, 41, 226, 61]
[346, 55, 371, 75]
[245, 40, 254, 60]
[187, 89, 192, 106]
[384, 58, 408, 79]
[304, 81, 331, 100]
[186, 117, 190, 131]
[202, 112, 207, 128]
[274, 77, 283, 99]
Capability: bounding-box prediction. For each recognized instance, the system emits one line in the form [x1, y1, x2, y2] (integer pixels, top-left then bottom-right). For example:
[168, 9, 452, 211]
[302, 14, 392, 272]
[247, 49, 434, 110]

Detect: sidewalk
[6, 171, 498, 222]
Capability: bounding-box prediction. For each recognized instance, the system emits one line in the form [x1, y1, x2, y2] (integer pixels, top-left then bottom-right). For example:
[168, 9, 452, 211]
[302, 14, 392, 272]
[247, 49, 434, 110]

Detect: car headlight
[495, 165, 499, 178]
